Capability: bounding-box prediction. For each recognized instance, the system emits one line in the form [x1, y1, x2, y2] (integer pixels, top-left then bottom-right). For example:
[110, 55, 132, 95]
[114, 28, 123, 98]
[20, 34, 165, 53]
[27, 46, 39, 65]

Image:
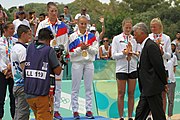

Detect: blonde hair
[77, 15, 88, 22]
[122, 18, 132, 27]
[150, 18, 163, 33]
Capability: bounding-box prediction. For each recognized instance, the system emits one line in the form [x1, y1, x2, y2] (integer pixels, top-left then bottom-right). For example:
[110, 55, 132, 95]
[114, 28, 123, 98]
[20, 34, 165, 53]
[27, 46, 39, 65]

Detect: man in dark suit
[133, 22, 167, 120]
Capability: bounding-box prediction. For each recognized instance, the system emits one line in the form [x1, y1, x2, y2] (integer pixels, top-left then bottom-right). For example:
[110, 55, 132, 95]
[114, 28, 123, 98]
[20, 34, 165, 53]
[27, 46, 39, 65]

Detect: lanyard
[122, 33, 131, 44]
[153, 33, 162, 40]
[2, 36, 13, 61]
[77, 31, 88, 44]
[153, 33, 164, 46]
[48, 18, 58, 38]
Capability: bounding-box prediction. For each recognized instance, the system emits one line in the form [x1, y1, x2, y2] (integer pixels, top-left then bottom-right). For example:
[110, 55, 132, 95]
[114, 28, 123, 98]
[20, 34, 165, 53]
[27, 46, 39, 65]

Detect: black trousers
[0, 72, 15, 119]
[135, 93, 166, 120]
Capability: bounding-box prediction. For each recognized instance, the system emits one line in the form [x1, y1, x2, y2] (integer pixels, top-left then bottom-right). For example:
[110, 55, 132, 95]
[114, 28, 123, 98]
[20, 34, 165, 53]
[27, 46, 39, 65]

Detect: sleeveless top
[24, 43, 53, 96]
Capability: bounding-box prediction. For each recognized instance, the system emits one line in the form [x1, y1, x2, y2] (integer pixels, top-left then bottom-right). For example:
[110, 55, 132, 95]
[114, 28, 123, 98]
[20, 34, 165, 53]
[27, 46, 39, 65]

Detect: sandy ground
[111, 114, 180, 120]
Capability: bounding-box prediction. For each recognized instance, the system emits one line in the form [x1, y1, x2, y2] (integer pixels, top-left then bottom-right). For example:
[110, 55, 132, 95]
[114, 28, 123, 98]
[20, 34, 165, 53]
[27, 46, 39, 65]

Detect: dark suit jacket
[138, 38, 167, 96]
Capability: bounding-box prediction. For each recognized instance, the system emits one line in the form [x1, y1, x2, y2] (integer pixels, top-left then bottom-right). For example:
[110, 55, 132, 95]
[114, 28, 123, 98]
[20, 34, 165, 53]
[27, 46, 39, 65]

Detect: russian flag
[56, 22, 67, 37]
[47, 22, 67, 37]
[69, 33, 96, 52]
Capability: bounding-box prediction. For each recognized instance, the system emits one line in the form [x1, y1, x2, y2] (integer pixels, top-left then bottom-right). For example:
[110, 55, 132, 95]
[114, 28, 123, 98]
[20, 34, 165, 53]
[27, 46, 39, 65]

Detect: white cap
[90, 26, 96, 31]
[171, 41, 176, 45]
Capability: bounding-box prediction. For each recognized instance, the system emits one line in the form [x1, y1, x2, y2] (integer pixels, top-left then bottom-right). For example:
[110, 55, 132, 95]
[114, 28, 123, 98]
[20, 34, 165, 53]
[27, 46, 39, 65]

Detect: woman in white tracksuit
[111, 18, 141, 120]
[69, 15, 98, 119]
[35, 2, 69, 119]
[149, 18, 172, 114]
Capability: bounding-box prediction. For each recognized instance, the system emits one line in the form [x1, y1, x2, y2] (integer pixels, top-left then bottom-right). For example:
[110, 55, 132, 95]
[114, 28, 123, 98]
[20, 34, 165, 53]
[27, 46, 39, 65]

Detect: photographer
[35, 3, 68, 119]
[24, 28, 61, 120]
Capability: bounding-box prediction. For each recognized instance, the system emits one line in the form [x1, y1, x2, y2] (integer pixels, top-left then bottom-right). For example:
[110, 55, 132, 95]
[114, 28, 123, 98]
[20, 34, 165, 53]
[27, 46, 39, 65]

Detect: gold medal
[82, 50, 88, 57]
[51, 39, 57, 47]
[126, 56, 131, 61]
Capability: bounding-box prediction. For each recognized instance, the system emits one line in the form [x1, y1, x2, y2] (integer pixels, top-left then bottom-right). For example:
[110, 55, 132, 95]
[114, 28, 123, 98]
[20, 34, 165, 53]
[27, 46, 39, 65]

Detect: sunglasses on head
[103, 40, 109, 42]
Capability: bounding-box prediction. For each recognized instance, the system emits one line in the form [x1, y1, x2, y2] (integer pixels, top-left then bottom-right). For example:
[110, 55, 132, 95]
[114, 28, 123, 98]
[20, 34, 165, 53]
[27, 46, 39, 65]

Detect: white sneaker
[167, 117, 171, 120]
[146, 115, 152, 120]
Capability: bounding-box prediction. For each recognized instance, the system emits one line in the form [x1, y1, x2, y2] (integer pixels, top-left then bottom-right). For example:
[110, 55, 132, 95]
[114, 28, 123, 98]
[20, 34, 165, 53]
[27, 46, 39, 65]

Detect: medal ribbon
[77, 31, 88, 44]
[153, 33, 162, 40]
[3, 36, 13, 62]
[122, 33, 131, 44]
[48, 18, 58, 38]
[153, 33, 164, 45]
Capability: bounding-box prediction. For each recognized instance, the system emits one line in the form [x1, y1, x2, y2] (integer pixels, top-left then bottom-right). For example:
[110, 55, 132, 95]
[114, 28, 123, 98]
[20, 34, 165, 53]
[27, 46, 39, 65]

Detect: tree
[123, 0, 166, 13]
[24, 3, 46, 16]
[5, 0, 180, 40]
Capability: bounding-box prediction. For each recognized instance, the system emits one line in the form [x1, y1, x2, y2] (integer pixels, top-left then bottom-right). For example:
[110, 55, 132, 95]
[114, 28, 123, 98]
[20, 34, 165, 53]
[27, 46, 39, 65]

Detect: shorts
[166, 70, 169, 78]
[116, 71, 137, 80]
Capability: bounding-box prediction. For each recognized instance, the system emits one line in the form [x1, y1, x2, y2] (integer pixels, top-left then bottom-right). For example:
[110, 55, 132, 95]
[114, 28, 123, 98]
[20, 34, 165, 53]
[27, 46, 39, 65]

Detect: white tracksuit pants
[54, 70, 63, 111]
[71, 62, 94, 112]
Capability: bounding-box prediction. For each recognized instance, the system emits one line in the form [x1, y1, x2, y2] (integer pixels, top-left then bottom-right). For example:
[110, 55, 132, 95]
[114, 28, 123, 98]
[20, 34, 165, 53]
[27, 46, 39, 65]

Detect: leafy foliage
[4, 0, 180, 40]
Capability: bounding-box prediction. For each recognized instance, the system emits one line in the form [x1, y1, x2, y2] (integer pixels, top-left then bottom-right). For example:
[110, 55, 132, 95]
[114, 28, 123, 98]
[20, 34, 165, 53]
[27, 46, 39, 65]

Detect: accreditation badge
[82, 50, 88, 57]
